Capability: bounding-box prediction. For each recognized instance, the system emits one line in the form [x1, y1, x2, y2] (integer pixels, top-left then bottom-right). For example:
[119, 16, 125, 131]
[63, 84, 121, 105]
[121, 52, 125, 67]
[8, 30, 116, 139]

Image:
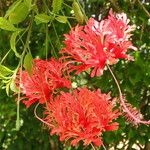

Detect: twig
[91, 143, 96, 150]
[137, 0, 150, 18]
[102, 144, 107, 150]
[107, 65, 150, 125]
[34, 103, 51, 126]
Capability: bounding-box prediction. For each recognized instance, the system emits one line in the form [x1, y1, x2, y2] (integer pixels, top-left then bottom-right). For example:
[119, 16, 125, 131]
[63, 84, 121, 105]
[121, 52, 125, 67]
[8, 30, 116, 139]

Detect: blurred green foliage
[0, 0, 150, 149]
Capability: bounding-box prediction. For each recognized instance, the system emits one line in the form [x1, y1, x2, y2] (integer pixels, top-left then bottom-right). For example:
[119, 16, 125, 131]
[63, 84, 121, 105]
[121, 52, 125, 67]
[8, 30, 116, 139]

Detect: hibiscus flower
[44, 88, 120, 146]
[16, 58, 71, 107]
[60, 10, 137, 77]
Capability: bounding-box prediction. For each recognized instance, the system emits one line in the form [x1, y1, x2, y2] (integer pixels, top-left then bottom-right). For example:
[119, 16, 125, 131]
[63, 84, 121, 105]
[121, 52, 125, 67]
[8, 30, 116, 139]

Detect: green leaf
[0, 73, 6, 79]
[5, 0, 22, 17]
[0, 64, 13, 76]
[23, 53, 33, 75]
[10, 79, 18, 92]
[10, 31, 21, 58]
[0, 17, 20, 31]
[9, 2, 30, 24]
[0, 73, 12, 80]
[34, 14, 52, 24]
[31, 4, 38, 14]
[52, 0, 63, 14]
[6, 82, 11, 96]
[72, 1, 84, 24]
[24, 0, 32, 10]
[55, 16, 67, 23]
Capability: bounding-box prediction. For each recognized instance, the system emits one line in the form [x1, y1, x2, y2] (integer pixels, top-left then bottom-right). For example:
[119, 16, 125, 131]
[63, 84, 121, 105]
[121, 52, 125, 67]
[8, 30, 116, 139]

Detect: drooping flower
[60, 10, 137, 77]
[16, 58, 71, 108]
[44, 88, 120, 146]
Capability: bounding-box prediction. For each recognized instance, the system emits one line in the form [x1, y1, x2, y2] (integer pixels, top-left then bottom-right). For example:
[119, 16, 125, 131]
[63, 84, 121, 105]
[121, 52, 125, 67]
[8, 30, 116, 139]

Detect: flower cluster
[16, 58, 71, 107]
[61, 10, 137, 77]
[45, 88, 120, 146]
[15, 9, 149, 148]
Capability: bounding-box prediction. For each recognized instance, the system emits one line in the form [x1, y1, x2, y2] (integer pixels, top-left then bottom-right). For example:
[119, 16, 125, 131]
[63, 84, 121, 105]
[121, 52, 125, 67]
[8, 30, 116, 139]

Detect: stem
[45, 24, 48, 60]
[52, 22, 61, 47]
[137, 0, 150, 18]
[107, 65, 150, 125]
[16, 10, 35, 130]
[63, 2, 72, 9]
[0, 49, 11, 64]
[34, 103, 51, 126]
[0, 28, 28, 64]
[42, 0, 59, 58]
[48, 35, 58, 58]
[61, 10, 72, 29]
[91, 143, 96, 150]
[102, 144, 107, 150]
[16, 64, 22, 131]
[25, 14, 34, 52]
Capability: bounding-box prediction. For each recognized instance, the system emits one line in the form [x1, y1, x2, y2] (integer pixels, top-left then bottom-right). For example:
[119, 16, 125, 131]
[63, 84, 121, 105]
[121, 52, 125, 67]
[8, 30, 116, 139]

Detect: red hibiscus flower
[60, 10, 136, 77]
[16, 58, 71, 108]
[44, 88, 120, 146]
